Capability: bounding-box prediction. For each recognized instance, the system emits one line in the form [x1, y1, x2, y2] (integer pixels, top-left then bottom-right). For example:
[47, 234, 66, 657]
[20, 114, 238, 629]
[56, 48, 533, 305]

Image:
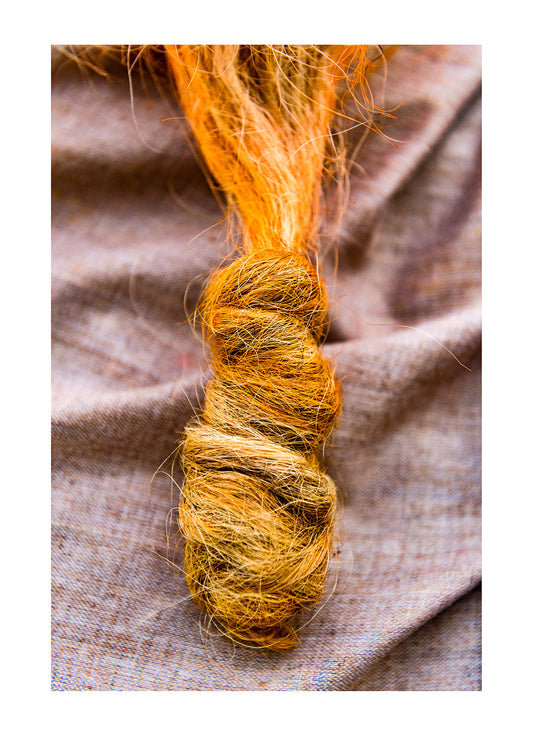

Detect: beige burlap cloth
[51, 45, 481, 690]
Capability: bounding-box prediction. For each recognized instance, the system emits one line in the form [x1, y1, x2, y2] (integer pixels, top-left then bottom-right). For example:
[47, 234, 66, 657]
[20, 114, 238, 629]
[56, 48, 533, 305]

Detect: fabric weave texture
[51, 44, 481, 691]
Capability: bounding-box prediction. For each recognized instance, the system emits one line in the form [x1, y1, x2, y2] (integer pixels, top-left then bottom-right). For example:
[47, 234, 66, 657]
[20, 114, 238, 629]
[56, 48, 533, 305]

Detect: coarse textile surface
[51, 44, 481, 691]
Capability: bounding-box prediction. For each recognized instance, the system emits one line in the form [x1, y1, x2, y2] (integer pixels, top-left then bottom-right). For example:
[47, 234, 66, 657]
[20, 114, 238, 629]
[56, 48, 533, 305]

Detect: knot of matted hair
[165, 45, 375, 649]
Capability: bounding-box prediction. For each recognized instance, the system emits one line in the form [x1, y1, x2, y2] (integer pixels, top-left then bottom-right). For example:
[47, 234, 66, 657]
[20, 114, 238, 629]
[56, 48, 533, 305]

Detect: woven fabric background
[51, 44, 481, 691]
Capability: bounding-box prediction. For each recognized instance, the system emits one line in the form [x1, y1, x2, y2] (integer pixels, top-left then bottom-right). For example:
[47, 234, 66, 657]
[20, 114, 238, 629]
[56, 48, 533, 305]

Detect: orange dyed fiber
[165, 45, 374, 650]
